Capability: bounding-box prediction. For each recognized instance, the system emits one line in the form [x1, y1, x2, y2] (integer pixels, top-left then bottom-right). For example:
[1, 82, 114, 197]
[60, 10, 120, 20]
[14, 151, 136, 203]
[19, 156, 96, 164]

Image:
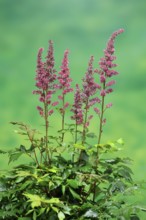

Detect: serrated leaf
[46, 198, 61, 204]
[58, 211, 65, 220]
[26, 209, 34, 216]
[18, 217, 31, 220]
[118, 169, 132, 181]
[52, 206, 59, 213]
[23, 194, 41, 208]
[15, 176, 25, 183]
[0, 149, 6, 154]
[130, 215, 140, 220]
[84, 209, 98, 218]
[67, 179, 79, 189]
[109, 180, 125, 195]
[62, 185, 66, 195]
[74, 143, 86, 150]
[86, 132, 97, 138]
[48, 167, 58, 173]
[33, 211, 37, 220]
[69, 188, 81, 200]
[38, 207, 46, 216]
[20, 145, 27, 152]
[0, 183, 6, 192]
[16, 170, 31, 177]
[8, 151, 23, 164]
[134, 206, 146, 212]
[63, 205, 71, 215]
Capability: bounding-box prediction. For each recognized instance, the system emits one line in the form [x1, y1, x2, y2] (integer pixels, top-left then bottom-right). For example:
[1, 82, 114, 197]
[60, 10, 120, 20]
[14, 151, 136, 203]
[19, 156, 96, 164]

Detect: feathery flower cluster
[57, 50, 73, 142]
[80, 56, 101, 131]
[33, 41, 57, 117]
[57, 50, 73, 114]
[98, 29, 124, 97]
[58, 50, 73, 95]
[82, 56, 101, 108]
[71, 84, 83, 125]
[93, 29, 124, 118]
[33, 29, 123, 145]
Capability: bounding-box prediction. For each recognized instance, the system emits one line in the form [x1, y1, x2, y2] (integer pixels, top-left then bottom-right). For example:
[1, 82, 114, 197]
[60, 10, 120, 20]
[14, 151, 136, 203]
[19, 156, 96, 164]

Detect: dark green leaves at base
[0, 139, 145, 219]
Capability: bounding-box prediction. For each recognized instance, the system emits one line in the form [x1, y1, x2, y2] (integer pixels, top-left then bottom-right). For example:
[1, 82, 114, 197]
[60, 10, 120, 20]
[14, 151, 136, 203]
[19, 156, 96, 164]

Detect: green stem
[82, 100, 88, 145]
[92, 181, 96, 202]
[78, 100, 88, 162]
[37, 139, 46, 163]
[24, 125, 40, 166]
[96, 82, 105, 167]
[33, 148, 40, 166]
[44, 91, 50, 164]
[98, 95, 105, 145]
[75, 121, 78, 144]
[72, 122, 78, 163]
[61, 94, 65, 143]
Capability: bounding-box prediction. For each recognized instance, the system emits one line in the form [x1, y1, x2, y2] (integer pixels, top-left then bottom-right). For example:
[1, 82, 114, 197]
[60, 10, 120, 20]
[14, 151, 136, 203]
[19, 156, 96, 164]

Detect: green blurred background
[0, 0, 146, 212]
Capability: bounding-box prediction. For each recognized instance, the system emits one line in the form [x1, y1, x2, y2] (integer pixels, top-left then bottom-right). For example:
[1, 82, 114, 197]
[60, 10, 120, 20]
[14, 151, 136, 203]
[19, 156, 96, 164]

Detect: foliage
[0, 138, 145, 219]
[0, 30, 146, 219]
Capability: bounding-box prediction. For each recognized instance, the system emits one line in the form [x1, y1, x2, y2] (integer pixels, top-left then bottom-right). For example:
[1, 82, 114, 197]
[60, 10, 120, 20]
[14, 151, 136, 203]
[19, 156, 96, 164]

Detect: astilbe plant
[57, 49, 73, 142]
[33, 40, 57, 165]
[0, 29, 146, 220]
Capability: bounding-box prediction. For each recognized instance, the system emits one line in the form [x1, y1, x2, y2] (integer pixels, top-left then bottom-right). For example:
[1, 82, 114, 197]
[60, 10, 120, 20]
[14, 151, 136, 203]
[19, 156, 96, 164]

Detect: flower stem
[96, 82, 105, 167]
[82, 103, 88, 145]
[78, 100, 88, 162]
[75, 121, 78, 144]
[98, 95, 105, 145]
[24, 124, 39, 166]
[44, 91, 50, 164]
[61, 94, 65, 142]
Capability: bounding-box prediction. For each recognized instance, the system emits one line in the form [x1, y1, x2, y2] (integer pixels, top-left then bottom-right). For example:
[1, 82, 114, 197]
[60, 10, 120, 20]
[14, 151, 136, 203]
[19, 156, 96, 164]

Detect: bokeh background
[0, 0, 146, 214]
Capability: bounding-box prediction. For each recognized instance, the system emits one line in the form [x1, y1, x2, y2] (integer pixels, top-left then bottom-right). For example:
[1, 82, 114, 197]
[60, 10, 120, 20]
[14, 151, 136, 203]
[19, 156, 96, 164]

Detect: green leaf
[84, 209, 98, 218]
[0, 149, 6, 154]
[134, 206, 146, 212]
[62, 205, 71, 215]
[8, 151, 23, 164]
[46, 198, 61, 204]
[19, 180, 33, 190]
[26, 209, 34, 216]
[20, 145, 27, 152]
[0, 209, 17, 218]
[74, 143, 86, 150]
[31, 200, 41, 208]
[86, 132, 97, 138]
[69, 188, 81, 200]
[18, 218, 31, 220]
[52, 206, 59, 213]
[109, 180, 125, 195]
[130, 215, 140, 220]
[67, 179, 79, 189]
[48, 167, 58, 173]
[105, 158, 121, 164]
[33, 211, 37, 220]
[118, 169, 133, 182]
[58, 211, 65, 220]
[38, 207, 46, 216]
[23, 193, 41, 208]
[62, 185, 66, 195]
[16, 170, 32, 177]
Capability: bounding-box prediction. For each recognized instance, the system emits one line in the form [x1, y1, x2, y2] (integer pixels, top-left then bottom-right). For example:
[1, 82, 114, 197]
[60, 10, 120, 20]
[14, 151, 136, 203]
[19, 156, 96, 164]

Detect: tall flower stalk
[82, 56, 101, 145]
[71, 84, 83, 143]
[33, 41, 56, 164]
[77, 56, 101, 162]
[57, 50, 73, 142]
[95, 29, 124, 145]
